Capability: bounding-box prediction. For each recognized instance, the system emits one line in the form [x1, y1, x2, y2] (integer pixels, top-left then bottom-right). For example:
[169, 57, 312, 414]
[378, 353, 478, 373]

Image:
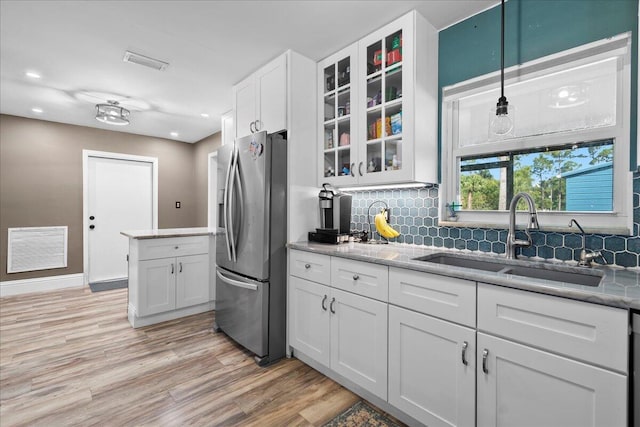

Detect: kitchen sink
[413, 252, 604, 287]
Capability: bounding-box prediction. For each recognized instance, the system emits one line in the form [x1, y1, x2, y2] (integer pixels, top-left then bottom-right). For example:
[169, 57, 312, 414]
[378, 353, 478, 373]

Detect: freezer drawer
[215, 267, 269, 357]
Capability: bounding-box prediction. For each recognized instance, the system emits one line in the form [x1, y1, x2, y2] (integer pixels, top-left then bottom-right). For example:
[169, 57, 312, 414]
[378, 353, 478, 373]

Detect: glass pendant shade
[491, 95, 514, 135]
[96, 101, 130, 126]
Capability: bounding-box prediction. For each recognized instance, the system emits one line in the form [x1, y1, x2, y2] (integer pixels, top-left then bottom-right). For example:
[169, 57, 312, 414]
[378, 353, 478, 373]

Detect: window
[441, 33, 633, 234]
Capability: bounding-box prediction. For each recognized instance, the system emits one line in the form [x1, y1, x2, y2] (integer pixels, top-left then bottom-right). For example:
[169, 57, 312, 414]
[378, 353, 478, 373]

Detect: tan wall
[193, 132, 222, 227]
[0, 114, 219, 282]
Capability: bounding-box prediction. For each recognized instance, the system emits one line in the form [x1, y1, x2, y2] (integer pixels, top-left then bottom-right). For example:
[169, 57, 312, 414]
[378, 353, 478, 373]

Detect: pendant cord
[500, 0, 505, 99]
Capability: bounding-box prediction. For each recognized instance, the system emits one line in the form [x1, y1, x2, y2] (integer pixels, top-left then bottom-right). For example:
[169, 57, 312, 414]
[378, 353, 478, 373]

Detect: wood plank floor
[0, 286, 370, 426]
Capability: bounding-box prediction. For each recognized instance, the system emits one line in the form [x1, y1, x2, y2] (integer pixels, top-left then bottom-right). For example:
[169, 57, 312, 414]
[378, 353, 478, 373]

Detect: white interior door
[87, 156, 154, 284]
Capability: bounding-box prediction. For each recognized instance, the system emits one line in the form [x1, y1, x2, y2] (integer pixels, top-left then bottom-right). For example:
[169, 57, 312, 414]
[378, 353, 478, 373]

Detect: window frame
[440, 32, 633, 235]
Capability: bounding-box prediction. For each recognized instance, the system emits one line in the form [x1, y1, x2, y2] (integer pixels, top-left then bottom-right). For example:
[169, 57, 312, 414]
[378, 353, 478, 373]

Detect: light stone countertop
[121, 227, 220, 239]
[288, 241, 640, 310]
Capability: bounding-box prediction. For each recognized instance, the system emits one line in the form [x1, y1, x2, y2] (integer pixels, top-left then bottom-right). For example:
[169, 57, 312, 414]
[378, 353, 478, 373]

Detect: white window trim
[441, 33, 633, 235]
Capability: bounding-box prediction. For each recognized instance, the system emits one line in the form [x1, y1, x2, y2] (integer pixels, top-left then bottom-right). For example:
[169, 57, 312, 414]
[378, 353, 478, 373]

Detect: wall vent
[7, 227, 68, 273]
[122, 50, 169, 71]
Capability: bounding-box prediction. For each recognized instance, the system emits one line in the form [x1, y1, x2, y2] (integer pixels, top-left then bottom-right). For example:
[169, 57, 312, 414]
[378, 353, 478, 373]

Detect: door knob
[89, 225, 95, 230]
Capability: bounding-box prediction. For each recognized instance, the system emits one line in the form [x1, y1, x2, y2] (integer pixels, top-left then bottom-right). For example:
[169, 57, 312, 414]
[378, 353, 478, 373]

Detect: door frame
[82, 150, 159, 284]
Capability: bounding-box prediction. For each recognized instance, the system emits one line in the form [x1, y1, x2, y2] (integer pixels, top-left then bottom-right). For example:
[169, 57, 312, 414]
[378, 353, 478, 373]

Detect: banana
[374, 209, 400, 239]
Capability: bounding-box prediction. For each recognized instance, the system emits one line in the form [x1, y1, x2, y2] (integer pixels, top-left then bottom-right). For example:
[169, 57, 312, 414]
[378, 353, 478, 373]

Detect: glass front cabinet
[317, 10, 438, 187]
[318, 44, 358, 186]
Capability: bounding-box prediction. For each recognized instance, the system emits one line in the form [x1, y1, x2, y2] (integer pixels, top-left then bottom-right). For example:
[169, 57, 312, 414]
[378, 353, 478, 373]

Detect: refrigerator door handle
[233, 149, 244, 259]
[216, 269, 258, 291]
[228, 146, 238, 262]
[223, 145, 234, 261]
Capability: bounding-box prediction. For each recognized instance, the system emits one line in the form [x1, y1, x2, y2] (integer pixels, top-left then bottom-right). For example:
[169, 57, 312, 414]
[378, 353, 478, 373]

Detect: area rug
[323, 401, 404, 427]
[89, 279, 128, 292]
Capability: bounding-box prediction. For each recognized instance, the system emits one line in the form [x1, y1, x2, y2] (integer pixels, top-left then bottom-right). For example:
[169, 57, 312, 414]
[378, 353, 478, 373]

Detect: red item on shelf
[387, 49, 402, 65]
[373, 50, 383, 67]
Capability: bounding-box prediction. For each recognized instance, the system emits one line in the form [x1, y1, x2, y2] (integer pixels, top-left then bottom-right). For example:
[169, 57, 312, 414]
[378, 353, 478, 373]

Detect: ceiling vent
[123, 51, 169, 71]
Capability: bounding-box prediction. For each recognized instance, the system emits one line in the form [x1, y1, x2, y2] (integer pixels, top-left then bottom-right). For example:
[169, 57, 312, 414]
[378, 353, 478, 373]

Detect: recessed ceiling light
[25, 71, 41, 79]
[170, 132, 179, 137]
[31, 107, 43, 114]
[200, 113, 210, 118]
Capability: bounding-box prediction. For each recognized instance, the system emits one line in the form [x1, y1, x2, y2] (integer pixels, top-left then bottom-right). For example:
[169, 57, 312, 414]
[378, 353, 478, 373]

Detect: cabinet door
[477, 333, 627, 427]
[221, 110, 234, 145]
[318, 44, 359, 186]
[289, 276, 331, 367]
[138, 258, 176, 316]
[330, 288, 387, 400]
[256, 54, 287, 135]
[176, 254, 209, 309]
[358, 12, 413, 185]
[388, 306, 476, 427]
[234, 76, 256, 139]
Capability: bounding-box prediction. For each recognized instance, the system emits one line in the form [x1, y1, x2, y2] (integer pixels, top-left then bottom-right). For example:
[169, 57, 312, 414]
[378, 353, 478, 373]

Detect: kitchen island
[121, 228, 217, 328]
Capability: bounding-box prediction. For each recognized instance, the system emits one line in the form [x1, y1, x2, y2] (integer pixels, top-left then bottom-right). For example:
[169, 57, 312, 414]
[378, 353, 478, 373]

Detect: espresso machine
[310, 183, 352, 243]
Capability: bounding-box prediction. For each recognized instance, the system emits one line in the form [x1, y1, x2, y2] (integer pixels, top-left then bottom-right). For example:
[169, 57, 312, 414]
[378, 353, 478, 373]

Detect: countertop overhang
[288, 241, 640, 310]
[121, 227, 220, 239]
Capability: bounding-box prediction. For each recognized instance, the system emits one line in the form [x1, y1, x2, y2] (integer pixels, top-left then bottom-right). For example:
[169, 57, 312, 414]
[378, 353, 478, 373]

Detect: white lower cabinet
[289, 275, 388, 400]
[138, 253, 209, 316]
[388, 306, 475, 427]
[477, 332, 627, 427]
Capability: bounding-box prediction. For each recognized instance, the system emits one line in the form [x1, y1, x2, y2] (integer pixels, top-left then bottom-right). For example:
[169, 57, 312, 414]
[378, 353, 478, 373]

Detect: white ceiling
[0, 0, 497, 143]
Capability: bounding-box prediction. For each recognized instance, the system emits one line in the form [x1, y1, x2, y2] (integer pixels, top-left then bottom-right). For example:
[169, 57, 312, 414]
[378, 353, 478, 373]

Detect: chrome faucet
[506, 192, 540, 259]
[568, 219, 604, 267]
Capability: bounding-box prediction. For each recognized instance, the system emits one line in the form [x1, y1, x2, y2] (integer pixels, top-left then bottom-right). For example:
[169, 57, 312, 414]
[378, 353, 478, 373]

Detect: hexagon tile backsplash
[349, 172, 640, 268]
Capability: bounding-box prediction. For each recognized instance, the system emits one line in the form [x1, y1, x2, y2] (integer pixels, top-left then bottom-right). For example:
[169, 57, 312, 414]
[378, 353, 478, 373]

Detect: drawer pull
[329, 297, 336, 314]
[321, 295, 328, 311]
[171, 263, 175, 275]
[179, 262, 183, 273]
[461, 341, 468, 366]
[175, 246, 179, 250]
[482, 349, 489, 374]
[352, 274, 360, 281]
[304, 263, 311, 269]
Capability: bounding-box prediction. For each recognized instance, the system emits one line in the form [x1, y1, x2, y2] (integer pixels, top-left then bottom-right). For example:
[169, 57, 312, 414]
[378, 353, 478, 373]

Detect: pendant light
[490, 0, 513, 135]
[95, 100, 130, 126]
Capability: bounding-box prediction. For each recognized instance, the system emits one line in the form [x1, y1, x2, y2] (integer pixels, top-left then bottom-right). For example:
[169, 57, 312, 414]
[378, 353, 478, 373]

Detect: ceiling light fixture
[31, 107, 43, 114]
[170, 132, 179, 137]
[490, 0, 514, 136]
[25, 71, 41, 79]
[200, 113, 210, 118]
[95, 100, 130, 126]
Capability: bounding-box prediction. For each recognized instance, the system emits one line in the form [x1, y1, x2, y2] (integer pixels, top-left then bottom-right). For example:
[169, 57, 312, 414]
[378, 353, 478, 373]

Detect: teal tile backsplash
[350, 172, 640, 268]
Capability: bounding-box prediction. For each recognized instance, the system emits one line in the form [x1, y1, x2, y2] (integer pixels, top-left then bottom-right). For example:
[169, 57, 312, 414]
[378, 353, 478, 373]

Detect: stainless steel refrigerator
[215, 131, 287, 366]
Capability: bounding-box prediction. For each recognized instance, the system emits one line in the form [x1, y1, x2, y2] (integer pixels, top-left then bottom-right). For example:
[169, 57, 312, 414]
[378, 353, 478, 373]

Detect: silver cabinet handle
[482, 349, 489, 374]
[304, 263, 311, 269]
[179, 262, 183, 273]
[321, 295, 328, 311]
[255, 119, 262, 131]
[350, 163, 355, 177]
[352, 274, 360, 281]
[249, 121, 256, 133]
[175, 246, 179, 249]
[329, 297, 336, 314]
[461, 341, 469, 366]
[358, 161, 363, 176]
[171, 263, 174, 275]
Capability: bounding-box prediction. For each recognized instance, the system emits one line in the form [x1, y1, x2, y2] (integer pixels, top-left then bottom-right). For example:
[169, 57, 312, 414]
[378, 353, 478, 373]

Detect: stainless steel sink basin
[413, 252, 604, 287]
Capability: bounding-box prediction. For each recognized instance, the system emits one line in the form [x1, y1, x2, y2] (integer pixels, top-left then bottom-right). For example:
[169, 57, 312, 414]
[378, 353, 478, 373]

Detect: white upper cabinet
[318, 10, 439, 187]
[233, 54, 287, 139]
[318, 43, 359, 186]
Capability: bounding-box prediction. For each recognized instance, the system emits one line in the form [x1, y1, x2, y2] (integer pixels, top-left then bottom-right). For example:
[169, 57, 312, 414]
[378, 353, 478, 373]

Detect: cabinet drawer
[478, 284, 628, 373]
[289, 250, 330, 285]
[137, 236, 209, 261]
[389, 268, 476, 327]
[331, 257, 388, 302]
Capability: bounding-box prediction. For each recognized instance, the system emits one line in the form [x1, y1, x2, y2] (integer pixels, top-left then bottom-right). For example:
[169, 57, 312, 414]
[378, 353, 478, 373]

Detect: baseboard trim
[0, 273, 85, 297]
[128, 301, 215, 328]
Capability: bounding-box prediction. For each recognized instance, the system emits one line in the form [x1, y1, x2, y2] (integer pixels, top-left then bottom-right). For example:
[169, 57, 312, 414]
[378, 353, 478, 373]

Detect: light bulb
[491, 113, 513, 135]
